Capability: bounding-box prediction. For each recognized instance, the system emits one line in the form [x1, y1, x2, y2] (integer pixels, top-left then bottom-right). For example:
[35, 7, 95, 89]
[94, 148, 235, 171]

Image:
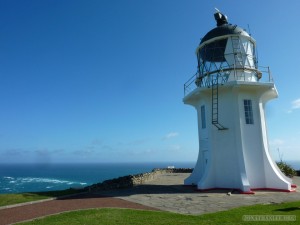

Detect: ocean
[0, 162, 195, 194]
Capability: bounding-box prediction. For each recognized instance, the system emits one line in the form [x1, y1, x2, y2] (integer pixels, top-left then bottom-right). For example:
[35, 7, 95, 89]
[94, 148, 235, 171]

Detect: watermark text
[243, 215, 296, 221]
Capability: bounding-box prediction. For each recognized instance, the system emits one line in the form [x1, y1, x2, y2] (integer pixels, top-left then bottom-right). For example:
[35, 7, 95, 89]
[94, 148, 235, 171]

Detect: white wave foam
[19, 177, 74, 184]
[2, 176, 86, 193]
[10, 177, 86, 187]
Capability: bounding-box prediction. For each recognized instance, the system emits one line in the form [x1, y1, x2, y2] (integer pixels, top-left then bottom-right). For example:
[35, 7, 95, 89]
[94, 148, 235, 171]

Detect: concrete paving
[99, 173, 300, 215]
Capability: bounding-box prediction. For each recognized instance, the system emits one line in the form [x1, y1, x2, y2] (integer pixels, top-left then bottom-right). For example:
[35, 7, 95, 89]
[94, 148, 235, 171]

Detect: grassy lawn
[0, 189, 84, 207]
[18, 201, 300, 225]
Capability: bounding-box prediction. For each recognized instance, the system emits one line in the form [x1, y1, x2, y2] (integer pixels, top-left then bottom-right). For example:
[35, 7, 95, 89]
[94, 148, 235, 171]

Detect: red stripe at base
[194, 187, 296, 194]
[250, 188, 296, 193]
[195, 187, 255, 195]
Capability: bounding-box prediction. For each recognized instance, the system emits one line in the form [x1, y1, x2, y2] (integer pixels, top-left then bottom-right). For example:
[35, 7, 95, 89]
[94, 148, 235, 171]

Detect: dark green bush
[276, 161, 297, 178]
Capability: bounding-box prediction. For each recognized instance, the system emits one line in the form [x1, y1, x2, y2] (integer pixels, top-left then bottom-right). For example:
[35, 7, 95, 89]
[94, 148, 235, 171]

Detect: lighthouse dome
[200, 23, 249, 45]
[197, 11, 254, 63]
[195, 11, 259, 83]
[200, 11, 250, 45]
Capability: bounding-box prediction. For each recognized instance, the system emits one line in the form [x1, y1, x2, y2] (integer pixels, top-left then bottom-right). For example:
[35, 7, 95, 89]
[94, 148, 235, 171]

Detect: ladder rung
[211, 75, 228, 130]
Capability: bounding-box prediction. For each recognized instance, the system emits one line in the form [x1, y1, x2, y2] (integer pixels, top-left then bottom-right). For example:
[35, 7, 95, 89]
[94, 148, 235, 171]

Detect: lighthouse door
[199, 104, 209, 171]
[203, 150, 209, 171]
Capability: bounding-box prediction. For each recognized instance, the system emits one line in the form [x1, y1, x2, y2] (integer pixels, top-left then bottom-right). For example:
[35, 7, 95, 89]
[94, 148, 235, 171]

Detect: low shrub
[276, 161, 297, 177]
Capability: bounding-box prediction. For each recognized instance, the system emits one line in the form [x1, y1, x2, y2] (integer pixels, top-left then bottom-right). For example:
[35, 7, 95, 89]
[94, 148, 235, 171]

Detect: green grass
[18, 201, 300, 225]
[0, 189, 84, 207]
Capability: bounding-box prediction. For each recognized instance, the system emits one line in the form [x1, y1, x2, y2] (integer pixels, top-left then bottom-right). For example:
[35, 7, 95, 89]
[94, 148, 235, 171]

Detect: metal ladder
[231, 36, 244, 68]
[211, 75, 227, 130]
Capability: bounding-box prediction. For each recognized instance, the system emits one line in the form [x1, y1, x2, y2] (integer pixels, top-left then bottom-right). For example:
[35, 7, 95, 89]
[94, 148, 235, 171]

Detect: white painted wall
[184, 81, 293, 192]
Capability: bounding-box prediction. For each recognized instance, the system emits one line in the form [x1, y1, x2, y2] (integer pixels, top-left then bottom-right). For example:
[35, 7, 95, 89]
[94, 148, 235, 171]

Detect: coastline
[0, 162, 195, 194]
[84, 168, 193, 192]
[1, 170, 300, 221]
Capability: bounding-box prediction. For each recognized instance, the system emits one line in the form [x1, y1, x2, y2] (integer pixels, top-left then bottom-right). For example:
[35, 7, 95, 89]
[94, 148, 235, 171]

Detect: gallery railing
[184, 65, 273, 96]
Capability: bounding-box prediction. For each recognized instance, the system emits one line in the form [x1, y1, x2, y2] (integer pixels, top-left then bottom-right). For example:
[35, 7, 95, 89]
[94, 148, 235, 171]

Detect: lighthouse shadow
[96, 184, 241, 198]
[93, 184, 194, 198]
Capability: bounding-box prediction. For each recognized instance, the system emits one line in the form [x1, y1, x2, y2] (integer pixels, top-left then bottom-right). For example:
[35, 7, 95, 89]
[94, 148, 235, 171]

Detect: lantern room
[195, 11, 260, 88]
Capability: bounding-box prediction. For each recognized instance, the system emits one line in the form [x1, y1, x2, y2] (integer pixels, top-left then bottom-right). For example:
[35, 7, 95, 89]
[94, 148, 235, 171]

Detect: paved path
[0, 193, 158, 225]
[100, 173, 300, 215]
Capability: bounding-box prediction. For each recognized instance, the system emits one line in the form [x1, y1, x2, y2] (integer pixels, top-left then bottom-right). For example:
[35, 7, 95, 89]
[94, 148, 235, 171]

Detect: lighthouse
[183, 11, 294, 193]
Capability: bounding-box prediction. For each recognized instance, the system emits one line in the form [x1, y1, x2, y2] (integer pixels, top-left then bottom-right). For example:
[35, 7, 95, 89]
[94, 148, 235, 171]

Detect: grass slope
[0, 189, 83, 207]
[19, 201, 300, 225]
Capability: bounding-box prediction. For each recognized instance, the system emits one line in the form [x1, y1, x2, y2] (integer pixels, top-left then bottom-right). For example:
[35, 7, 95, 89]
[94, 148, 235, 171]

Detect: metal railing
[184, 65, 273, 96]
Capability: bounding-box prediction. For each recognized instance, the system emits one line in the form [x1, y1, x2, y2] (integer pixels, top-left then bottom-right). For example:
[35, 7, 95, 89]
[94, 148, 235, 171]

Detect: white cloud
[269, 136, 300, 162]
[292, 98, 300, 109]
[163, 132, 179, 140]
[3, 148, 29, 156]
[169, 144, 181, 152]
[127, 139, 148, 146]
[288, 98, 300, 113]
[91, 139, 103, 146]
[73, 149, 96, 156]
[269, 138, 285, 147]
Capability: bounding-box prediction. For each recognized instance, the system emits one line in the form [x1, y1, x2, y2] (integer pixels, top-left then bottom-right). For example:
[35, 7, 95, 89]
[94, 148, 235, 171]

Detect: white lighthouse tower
[184, 11, 295, 193]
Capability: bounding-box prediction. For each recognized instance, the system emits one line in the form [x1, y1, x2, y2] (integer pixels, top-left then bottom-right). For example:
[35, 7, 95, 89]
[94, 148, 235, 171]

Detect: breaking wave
[17, 177, 76, 185]
[0, 176, 87, 193]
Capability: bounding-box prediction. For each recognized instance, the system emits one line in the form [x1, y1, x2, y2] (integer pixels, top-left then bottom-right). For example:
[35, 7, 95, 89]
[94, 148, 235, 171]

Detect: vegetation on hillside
[0, 189, 83, 207]
[276, 161, 297, 178]
[276, 148, 297, 178]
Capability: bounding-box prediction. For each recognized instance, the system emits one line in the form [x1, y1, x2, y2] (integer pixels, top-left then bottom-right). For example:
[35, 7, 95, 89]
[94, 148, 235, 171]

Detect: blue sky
[0, 0, 299, 164]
